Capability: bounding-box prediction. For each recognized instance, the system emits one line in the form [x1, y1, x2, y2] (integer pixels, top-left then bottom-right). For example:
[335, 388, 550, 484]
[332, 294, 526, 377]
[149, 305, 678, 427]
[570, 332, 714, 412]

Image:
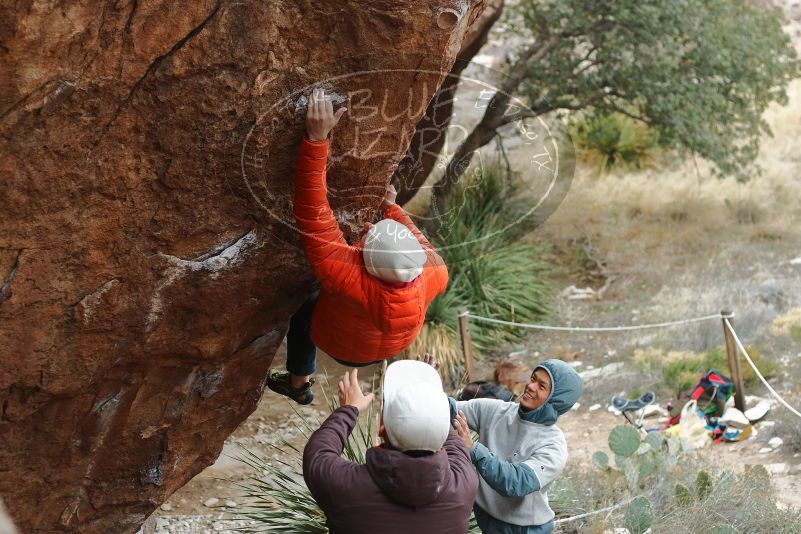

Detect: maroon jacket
[302, 406, 479, 534]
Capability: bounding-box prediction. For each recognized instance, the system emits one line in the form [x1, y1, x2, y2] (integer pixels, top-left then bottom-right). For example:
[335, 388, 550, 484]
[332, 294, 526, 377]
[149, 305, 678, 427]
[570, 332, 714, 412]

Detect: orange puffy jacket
[293, 138, 448, 364]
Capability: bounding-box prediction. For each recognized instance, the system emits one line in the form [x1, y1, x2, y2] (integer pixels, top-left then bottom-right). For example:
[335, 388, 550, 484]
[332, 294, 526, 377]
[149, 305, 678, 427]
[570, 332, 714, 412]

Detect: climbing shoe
[265, 370, 315, 405]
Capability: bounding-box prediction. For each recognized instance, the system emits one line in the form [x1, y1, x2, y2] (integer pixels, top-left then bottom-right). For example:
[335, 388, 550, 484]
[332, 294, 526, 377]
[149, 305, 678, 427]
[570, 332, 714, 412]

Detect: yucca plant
[232, 377, 375, 532]
[569, 111, 659, 173]
[232, 380, 481, 533]
[406, 284, 467, 385]
[408, 163, 552, 383]
[233, 445, 326, 533]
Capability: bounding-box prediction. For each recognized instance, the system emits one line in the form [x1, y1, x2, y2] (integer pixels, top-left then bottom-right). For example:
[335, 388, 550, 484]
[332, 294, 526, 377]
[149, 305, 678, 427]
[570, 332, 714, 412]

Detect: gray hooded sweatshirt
[453, 359, 582, 532]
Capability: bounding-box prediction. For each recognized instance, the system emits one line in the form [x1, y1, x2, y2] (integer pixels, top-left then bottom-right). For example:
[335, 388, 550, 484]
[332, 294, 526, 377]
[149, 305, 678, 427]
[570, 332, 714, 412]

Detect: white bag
[678, 400, 710, 450]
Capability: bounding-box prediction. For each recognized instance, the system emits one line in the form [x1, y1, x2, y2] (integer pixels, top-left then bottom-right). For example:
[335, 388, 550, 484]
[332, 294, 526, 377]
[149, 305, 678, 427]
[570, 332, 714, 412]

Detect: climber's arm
[382, 193, 434, 252]
[380, 186, 448, 297]
[293, 89, 362, 297]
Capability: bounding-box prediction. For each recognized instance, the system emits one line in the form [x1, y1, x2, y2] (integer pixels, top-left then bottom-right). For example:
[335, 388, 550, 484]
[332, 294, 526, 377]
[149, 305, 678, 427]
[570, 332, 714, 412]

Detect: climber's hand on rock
[306, 87, 346, 141]
[381, 184, 397, 211]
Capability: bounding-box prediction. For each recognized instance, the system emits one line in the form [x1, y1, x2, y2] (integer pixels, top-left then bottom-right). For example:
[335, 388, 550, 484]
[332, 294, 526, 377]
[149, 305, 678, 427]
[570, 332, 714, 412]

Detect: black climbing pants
[286, 291, 320, 377]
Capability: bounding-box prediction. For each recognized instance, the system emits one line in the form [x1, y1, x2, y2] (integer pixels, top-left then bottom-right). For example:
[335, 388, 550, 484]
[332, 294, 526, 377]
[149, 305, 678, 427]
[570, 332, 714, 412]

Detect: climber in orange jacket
[265, 88, 449, 404]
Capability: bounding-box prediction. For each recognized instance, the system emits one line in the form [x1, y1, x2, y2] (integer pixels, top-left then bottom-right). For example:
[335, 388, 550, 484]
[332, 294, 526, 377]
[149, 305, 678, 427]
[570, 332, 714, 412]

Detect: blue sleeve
[470, 442, 541, 498]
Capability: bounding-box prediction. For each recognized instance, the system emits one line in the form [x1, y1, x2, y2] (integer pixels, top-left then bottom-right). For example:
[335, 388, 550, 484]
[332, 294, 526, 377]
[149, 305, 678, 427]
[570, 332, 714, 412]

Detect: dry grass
[771, 307, 801, 338]
[405, 321, 465, 387]
[632, 345, 778, 395]
[534, 78, 801, 254]
[553, 462, 801, 534]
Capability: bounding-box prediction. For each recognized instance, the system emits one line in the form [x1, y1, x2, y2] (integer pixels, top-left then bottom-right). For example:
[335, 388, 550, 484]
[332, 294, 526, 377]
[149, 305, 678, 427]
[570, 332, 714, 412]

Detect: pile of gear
[659, 370, 771, 448]
[608, 369, 772, 449]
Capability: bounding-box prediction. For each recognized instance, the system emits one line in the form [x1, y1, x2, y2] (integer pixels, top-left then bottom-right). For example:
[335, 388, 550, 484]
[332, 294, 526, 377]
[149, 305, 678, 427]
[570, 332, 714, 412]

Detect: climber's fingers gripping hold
[306, 88, 347, 141]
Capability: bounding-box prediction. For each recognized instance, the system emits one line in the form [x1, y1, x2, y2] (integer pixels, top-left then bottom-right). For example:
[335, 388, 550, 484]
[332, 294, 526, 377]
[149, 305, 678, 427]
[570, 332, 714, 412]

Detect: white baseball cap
[382, 360, 450, 452]
[363, 219, 427, 284]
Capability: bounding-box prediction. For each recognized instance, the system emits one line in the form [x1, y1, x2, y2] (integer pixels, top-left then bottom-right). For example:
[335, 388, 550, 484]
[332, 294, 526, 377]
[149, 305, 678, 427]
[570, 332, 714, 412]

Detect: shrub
[408, 164, 552, 384]
[634, 345, 777, 396]
[770, 308, 801, 338]
[569, 111, 660, 173]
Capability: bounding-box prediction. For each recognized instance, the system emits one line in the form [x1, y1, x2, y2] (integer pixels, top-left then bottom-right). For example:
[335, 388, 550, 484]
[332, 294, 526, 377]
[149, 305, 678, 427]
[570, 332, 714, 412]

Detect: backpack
[667, 369, 735, 422]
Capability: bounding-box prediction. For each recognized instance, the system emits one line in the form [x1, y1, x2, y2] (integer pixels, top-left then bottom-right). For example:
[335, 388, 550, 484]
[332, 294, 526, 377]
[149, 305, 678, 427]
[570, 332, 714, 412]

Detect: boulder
[0, 1, 492, 532]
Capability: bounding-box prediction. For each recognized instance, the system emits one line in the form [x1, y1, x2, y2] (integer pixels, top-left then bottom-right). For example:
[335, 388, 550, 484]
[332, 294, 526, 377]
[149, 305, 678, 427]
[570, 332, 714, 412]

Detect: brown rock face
[0, 2, 490, 532]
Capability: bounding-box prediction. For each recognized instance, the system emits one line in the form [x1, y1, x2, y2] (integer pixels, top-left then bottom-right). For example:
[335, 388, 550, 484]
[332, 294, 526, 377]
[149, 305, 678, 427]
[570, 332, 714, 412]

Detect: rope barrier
[554, 497, 633, 525]
[462, 311, 729, 332]
[462, 311, 800, 419]
[723, 318, 801, 420]
[452, 311, 800, 524]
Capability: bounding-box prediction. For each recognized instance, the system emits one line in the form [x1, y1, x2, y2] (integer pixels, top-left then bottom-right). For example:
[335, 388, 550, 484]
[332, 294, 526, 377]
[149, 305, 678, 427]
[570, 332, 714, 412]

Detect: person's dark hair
[458, 380, 514, 401]
[403, 449, 435, 458]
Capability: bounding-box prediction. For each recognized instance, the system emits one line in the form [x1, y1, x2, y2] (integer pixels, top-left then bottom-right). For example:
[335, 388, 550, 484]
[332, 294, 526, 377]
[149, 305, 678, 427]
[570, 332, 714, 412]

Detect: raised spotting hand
[338, 368, 374, 413]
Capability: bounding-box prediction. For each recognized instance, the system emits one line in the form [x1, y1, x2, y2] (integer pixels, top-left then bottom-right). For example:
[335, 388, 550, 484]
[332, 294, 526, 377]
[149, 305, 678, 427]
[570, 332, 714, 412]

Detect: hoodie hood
[365, 445, 450, 507]
[518, 359, 583, 426]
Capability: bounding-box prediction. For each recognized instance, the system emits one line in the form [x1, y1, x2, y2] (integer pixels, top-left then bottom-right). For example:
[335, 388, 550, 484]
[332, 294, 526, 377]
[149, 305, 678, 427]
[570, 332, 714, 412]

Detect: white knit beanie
[362, 219, 426, 283]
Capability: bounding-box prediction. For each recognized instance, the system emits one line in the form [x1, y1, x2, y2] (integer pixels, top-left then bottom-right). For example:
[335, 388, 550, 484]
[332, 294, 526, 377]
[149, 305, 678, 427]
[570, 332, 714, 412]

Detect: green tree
[431, 0, 799, 210]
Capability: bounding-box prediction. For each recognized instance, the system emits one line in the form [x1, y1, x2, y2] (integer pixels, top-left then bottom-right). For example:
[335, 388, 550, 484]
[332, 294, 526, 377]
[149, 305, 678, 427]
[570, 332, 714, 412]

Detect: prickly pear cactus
[622, 458, 640, 490]
[609, 425, 641, 457]
[592, 450, 609, 470]
[675, 483, 693, 506]
[638, 457, 658, 479]
[696, 470, 713, 500]
[644, 431, 665, 452]
[624, 495, 654, 534]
